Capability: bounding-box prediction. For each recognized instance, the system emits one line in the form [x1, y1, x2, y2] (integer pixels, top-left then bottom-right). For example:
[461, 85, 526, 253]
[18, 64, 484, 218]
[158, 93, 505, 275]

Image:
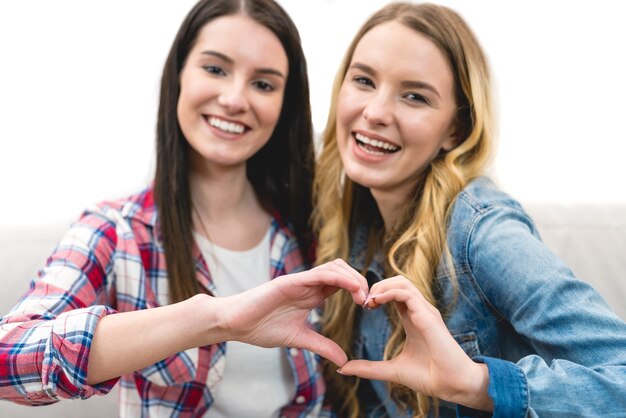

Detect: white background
[1, 0, 625, 228]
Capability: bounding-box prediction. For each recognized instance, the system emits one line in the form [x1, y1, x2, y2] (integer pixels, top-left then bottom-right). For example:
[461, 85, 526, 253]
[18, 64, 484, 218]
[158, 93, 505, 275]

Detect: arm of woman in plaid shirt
[86, 258, 368, 384]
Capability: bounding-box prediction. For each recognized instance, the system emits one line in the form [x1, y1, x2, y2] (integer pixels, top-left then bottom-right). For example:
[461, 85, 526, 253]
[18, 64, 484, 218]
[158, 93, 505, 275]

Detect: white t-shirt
[194, 229, 296, 418]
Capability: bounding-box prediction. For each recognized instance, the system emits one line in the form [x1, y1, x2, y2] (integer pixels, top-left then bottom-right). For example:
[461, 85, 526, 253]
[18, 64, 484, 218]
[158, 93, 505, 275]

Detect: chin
[344, 169, 380, 190]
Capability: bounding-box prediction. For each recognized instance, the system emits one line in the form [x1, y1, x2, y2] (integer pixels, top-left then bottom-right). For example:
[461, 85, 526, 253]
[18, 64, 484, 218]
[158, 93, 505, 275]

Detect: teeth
[355, 133, 399, 151]
[208, 116, 245, 134]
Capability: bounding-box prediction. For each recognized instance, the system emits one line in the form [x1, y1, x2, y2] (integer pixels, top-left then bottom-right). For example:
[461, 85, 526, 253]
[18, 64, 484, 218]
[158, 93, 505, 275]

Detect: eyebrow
[349, 62, 441, 99]
[201, 50, 286, 78]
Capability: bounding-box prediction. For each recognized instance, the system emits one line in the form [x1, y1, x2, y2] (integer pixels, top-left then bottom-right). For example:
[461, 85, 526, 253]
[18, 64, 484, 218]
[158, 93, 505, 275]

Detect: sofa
[1, 203, 625, 417]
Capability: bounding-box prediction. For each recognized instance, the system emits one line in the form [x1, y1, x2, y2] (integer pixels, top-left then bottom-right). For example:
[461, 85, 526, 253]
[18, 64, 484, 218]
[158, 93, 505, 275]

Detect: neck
[371, 188, 407, 232]
[190, 167, 255, 218]
[189, 155, 270, 250]
[369, 174, 422, 231]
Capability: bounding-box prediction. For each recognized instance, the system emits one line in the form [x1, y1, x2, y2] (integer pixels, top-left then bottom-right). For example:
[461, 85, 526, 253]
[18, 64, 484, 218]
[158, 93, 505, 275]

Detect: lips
[354, 132, 400, 155]
[205, 115, 249, 135]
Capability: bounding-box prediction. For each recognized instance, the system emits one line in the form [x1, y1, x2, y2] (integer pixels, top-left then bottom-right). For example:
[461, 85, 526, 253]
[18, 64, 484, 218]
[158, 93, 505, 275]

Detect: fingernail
[336, 368, 345, 375]
[359, 289, 366, 301]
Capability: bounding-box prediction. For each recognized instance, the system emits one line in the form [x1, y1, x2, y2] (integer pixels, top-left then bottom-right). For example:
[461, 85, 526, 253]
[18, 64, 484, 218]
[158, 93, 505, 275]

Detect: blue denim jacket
[350, 177, 626, 417]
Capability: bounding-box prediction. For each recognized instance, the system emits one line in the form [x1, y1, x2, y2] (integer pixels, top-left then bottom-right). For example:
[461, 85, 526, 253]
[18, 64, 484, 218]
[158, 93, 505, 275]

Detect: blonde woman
[314, 2, 626, 417]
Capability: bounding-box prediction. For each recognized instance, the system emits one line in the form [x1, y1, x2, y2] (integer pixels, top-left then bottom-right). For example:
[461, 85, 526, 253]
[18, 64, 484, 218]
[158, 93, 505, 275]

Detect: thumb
[293, 328, 348, 367]
[337, 359, 397, 383]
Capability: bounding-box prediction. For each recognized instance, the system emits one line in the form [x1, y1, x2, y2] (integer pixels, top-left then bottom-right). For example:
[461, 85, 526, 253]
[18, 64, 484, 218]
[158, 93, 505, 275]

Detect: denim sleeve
[464, 203, 626, 417]
[456, 356, 527, 418]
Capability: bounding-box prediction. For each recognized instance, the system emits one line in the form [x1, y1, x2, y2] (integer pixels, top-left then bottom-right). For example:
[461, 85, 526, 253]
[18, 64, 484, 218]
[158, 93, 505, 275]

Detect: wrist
[184, 293, 229, 346]
[453, 362, 493, 412]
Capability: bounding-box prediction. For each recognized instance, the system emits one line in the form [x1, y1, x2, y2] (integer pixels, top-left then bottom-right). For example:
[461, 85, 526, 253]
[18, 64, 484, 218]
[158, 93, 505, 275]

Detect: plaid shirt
[0, 187, 332, 417]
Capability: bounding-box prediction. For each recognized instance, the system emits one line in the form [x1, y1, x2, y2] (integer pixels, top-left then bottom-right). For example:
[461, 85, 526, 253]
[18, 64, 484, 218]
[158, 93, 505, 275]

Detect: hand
[338, 276, 493, 411]
[213, 259, 368, 367]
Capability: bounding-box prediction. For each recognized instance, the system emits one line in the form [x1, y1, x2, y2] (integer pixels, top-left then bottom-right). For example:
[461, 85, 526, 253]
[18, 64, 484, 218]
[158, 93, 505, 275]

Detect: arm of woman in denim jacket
[465, 202, 626, 417]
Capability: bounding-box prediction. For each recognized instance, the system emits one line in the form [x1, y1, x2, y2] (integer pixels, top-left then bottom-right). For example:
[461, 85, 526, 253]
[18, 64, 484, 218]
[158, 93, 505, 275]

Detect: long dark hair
[154, 0, 315, 303]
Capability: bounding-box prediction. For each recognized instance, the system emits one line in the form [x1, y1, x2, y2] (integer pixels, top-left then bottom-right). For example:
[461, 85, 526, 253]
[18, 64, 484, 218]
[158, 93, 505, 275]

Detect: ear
[441, 126, 459, 152]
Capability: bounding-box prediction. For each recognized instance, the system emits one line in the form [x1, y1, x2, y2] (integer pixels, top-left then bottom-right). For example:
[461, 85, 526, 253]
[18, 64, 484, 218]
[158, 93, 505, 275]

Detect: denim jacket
[350, 177, 626, 417]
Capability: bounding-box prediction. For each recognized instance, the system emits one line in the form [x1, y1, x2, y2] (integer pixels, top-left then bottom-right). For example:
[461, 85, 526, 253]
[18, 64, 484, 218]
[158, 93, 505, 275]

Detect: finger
[305, 266, 367, 305]
[330, 259, 369, 294]
[363, 295, 382, 310]
[304, 268, 360, 292]
[326, 259, 369, 305]
[369, 288, 411, 304]
[317, 260, 368, 290]
[367, 288, 442, 336]
[293, 328, 348, 367]
[369, 275, 414, 295]
[363, 290, 403, 312]
[368, 288, 425, 314]
[321, 285, 340, 299]
[338, 359, 398, 384]
[368, 276, 434, 312]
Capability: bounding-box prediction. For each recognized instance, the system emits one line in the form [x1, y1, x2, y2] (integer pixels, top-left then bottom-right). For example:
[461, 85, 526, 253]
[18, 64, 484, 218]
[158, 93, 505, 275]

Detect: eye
[202, 65, 226, 76]
[353, 76, 375, 88]
[404, 92, 430, 105]
[253, 80, 275, 92]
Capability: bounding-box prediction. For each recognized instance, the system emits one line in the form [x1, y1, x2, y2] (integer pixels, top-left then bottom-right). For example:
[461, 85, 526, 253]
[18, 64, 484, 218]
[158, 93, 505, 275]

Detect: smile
[354, 132, 400, 155]
[207, 116, 247, 134]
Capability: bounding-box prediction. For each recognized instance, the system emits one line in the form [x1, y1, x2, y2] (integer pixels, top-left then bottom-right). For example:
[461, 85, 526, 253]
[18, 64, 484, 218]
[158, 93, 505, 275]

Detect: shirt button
[295, 395, 306, 404]
[290, 348, 299, 356]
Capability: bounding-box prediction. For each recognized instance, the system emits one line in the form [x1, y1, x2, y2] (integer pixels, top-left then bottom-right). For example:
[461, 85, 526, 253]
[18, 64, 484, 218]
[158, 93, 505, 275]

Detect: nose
[362, 91, 393, 126]
[217, 80, 249, 114]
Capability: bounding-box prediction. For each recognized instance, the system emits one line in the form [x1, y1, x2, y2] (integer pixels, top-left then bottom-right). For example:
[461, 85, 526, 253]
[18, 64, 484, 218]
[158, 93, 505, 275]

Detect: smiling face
[336, 21, 458, 203]
[177, 14, 288, 173]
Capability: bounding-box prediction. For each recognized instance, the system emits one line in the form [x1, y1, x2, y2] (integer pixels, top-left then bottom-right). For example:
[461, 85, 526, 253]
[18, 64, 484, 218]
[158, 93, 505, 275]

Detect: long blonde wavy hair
[313, 3, 495, 417]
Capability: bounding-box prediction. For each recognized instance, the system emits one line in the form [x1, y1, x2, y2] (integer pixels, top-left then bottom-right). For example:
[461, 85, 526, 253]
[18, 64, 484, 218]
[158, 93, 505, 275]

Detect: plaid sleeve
[319, 403, 337, 417]
[0, 211, 121, 404]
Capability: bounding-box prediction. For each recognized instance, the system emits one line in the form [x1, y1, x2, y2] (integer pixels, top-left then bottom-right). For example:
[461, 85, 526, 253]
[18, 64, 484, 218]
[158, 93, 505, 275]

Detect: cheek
[176, 92, 191, 134]
[401, 115, 441, 146]
[335, 118, 350, 155]
[259, 95, 284, 129]
[177, 79, 201, 126]
[335, 138, 352, 175]
[336, 86, 355, 127]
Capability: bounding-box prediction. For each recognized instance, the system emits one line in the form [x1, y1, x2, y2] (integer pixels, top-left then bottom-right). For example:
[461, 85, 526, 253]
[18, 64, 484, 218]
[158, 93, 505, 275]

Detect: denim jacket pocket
[452, 330, 481, 358]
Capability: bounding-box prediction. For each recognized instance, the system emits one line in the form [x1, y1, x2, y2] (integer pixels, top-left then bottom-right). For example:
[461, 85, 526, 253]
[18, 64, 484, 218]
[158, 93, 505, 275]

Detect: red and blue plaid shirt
[0, 187, 332, 417]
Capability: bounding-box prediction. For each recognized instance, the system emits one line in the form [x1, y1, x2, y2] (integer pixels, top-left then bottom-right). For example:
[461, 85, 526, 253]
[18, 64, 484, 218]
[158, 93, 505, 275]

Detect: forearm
[86, 260, 370, 385]
[87, 294, 222, 385]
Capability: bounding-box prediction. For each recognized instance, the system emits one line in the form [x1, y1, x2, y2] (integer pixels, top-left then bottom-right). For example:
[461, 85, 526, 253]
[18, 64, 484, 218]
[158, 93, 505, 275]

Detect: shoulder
[71, 186, 158, 245]
[90, 187, 157, 224]
[447, 177, 540, 260]
[89, 186, 157, 226]
[453, 177, 524, 215]
[449, 177, 533, 230]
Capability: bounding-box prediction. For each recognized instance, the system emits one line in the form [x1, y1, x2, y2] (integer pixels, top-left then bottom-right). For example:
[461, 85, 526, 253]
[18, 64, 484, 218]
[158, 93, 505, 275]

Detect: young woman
[314, 2, 626, 417]
[0, 0, 368, 416]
